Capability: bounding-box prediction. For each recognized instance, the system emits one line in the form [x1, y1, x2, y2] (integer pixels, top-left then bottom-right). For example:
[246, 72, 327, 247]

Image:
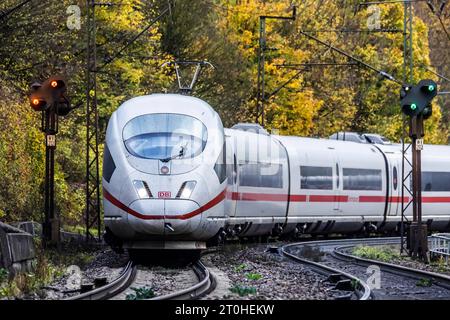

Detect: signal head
[30, 82, 42, 92]
[422, 104, 433, 120]
[29, 96, 48, 112]
[400, 84, 412, 101]
[48, 78, 66, 91]
[418, 79, 437, 96]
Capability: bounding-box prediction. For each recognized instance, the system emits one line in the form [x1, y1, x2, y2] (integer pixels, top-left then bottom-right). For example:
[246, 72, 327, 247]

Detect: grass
[229, 285, 257, 297]
[125, 287, 155, 300]
[352, 245, 400, 263]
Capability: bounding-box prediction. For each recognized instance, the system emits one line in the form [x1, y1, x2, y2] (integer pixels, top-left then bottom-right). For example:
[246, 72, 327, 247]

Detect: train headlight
[176, 181, 196, 199]
[133, 180, 153, 199]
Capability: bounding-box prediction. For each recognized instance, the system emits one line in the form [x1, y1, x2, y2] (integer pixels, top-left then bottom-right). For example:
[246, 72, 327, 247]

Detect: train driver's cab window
[300, 166, 333, 190]
[343, 168, 382, 191]
[122, 113, 207, 161]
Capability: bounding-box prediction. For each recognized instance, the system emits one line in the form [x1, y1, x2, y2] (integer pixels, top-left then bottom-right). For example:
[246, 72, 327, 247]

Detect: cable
[97, 5, 171, 71]
[0, 0, 33, 22]
[298, 29, 402, 85]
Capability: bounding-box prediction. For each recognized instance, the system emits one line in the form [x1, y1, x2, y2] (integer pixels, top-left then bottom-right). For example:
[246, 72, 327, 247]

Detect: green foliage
[430, 256, 449, 273]
[352, 245, 400, 262]
[230, 285, 257, 297]
[0, 0, 172, 226]
[351, 279, 360, 290]
[234, 263, 247, 272]
[0, 268, 8, 284]
[0, 250, 61, 299]
[125, 286, 156, 300]
[416, 278, 433, 287]
[245, 272, 262, 281]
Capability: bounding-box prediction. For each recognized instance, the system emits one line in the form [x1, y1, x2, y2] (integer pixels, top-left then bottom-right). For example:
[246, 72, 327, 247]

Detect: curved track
[66, 260, 214, 300]
[65, 260, 136, 300]
[282, 237, 450, 300]
[282, 241, 372, 300]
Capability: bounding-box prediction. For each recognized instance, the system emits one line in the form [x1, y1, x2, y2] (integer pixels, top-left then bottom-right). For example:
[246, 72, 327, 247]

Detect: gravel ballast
[203, 243, 335, 300]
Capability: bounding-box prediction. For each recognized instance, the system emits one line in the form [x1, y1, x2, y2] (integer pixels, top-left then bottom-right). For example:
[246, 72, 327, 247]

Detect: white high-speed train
[102, 94, 450, 252]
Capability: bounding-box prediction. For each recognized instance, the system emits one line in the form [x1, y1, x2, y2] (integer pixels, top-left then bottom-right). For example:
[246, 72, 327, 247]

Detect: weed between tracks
[416, 278, 433, 287]
[228, 262, 262, 297]
[352, 245, 400, 262]
[230, 285, 257, 297]
[351, 244, 450, 275]
[125, 287, 156, 300]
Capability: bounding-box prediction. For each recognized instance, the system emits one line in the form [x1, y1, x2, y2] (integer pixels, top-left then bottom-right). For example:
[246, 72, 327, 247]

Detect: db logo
[158, 191, 171, 198]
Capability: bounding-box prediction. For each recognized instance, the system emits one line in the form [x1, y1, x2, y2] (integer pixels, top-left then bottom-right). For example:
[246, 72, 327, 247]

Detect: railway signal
[29, 82, 48, 111]
[400, 79, 438, 263]
[401, 80, 437, 118]
[28, 76, 72, 246]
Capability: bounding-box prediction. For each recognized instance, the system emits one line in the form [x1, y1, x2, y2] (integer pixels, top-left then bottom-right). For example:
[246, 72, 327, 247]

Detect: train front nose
[127, 198, 201, 236]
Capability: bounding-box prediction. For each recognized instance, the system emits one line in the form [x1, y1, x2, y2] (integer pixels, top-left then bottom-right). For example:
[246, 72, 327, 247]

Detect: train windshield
[123, 114, 208, 161]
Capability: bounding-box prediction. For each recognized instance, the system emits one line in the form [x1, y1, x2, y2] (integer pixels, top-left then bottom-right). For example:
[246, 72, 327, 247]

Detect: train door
[225, 135, 237, 217]
[388, 160, 400, 216]
[297, 144, 336, 216]
[235, 131, 288, 218]
[334, 159, 341, 213]
[337, 144, 386, 217]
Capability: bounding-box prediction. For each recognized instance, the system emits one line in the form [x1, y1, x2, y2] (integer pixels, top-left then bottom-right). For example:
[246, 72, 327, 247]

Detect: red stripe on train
[104, 188, 226, 220]
[227, 192, 449, 203]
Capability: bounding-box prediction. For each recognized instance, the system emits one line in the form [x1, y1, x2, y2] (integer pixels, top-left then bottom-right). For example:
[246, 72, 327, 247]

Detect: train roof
[112, 94, 221, 129]
[226, 126, 450, 158]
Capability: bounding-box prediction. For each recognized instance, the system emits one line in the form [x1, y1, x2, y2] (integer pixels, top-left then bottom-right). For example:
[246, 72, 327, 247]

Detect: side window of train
[300, 166, 333, 190]
[239, 162, 283, 188]
[214, 143, 227, 184]
[393, 167, 398, 191]
[421, 172, 450, 192]
[343, 168, 382, 191]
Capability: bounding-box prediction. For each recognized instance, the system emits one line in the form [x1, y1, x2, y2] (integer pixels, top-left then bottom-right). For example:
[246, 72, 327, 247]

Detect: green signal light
[428, 85, 435, 92]
[411, 103, 417, 110]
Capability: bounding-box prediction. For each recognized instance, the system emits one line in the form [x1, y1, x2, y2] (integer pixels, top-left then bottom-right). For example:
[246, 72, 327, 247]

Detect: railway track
[65, 260, 214, 300]
[282, 237, 450, 300]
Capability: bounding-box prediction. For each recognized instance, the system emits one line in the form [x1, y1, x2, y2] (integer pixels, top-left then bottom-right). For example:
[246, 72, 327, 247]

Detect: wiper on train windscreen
[160, 146, 185, 162]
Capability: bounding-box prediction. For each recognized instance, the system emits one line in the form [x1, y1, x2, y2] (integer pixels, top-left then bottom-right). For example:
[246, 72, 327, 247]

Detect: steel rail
[281, 241, 372, 300]
[66, 259, 213, 300]
[334, 244, 450, 290]
[150, 261, 214, 300]
[65, 260, 136, 300]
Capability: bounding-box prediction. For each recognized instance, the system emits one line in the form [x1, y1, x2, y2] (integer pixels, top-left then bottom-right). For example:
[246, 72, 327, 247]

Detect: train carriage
[102, 93, 450, 252]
